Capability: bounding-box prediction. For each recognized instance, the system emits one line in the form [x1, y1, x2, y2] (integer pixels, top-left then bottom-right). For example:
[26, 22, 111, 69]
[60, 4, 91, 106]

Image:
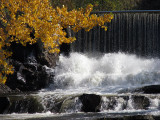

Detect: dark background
[50, 0, 160, 11]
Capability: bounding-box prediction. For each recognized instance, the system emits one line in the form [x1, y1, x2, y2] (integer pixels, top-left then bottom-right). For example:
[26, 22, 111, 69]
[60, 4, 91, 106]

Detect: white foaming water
[48, 52, 160, 94]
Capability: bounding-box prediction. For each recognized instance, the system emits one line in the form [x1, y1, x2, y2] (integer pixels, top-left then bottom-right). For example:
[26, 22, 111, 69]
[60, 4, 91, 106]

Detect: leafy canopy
[0, 0, 113, 84]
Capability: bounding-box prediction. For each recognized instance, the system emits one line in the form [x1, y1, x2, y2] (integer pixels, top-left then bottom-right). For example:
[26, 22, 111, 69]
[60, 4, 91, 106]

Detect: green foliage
[51, 0, 141, 11]
[51, 0, 160, 11]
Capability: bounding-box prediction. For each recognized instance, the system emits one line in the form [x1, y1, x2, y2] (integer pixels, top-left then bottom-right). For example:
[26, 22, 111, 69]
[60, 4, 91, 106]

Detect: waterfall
[71, 11, 160, 57]
[2, 11, 160, 120]
[48, 52, 160, 94]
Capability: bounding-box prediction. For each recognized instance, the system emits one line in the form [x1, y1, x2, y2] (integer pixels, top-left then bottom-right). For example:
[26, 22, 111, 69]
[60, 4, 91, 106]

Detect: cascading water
[3, 52, 160, 120]
[71, 11, 160, 57]
[49, 52, 160, 93]
[2, 11, 160, 120]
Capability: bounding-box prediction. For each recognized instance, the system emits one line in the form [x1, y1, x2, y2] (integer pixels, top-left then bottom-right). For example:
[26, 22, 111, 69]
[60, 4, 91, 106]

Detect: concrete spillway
[71, 10, 160, 57]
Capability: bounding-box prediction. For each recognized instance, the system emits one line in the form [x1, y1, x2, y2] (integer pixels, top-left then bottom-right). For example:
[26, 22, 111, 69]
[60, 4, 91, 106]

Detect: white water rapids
[47, 52, 160, 94]
[2, 52, 160, 120]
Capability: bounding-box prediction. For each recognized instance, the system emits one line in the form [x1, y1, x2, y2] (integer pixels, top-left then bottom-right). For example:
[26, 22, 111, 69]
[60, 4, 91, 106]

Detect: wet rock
[134, 85, 160, 94]
[41, 94, 74, 113]
[44, 98, 63, 113]
[104, 97, 117, 110]
[6, 62, 52, 91]
[36, 40, 59, 68]
[0, 84, 12, 94]
[97, 118, 123, 120]
[131, 95, 150, 109]
[101, 96, 129, 110]
[8, 96, 44, 113]
[13, 113, 160, 120]
[118, 85, 160, 94]
[60, 97, 82, 113]
[79, 94, 101, 112]
[97, 115, 156, 120]
[60, 43, 70, 56]
[0, 97, 10, 114]
[9, 41, 58, 68]
[124, 115, 155, 120]
[154, 116, 160, 120]
[100, 95, 150, 111]
[6, 41, 58, 92]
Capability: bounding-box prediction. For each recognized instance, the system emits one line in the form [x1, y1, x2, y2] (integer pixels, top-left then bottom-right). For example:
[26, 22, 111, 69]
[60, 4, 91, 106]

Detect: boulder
[6, 61, 52, 91]
[6, 40, 58, 91]
[7, 96, 44, 113]
[0, 97, 10, 114]
[131, 95, 150, 109]
[79, 94, 101, 112]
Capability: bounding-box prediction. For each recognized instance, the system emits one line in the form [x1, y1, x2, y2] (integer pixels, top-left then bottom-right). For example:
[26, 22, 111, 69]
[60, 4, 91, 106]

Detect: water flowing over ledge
[71, 11, 160, 57]
[2, 10, 160, 120]
[48, 52, 160, 94]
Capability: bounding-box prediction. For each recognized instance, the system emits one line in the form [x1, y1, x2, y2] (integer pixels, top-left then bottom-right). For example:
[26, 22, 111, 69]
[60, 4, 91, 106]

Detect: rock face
[0, 84, 12, 94]
[6, 41, 58, 91]
[36, 40, 59, 68]
[6, 61, 53, 91]
[9, 41, 58, 68]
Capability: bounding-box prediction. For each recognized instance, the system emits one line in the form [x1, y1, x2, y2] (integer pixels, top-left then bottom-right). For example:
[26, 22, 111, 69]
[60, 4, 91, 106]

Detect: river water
[1, 11, 160, 120]
[1, 52, 160, 120]
[51, 52, 160, 93]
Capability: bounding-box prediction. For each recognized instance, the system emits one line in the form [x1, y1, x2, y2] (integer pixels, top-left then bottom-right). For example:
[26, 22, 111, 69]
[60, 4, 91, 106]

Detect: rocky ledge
[4, 41, 58, 92]
[119, 84, 160, 94]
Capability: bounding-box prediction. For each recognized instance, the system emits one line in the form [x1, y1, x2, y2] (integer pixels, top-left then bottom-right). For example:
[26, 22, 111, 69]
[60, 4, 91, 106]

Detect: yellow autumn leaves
[0, 43, 14, 84]
[0, 0, 113, 84]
